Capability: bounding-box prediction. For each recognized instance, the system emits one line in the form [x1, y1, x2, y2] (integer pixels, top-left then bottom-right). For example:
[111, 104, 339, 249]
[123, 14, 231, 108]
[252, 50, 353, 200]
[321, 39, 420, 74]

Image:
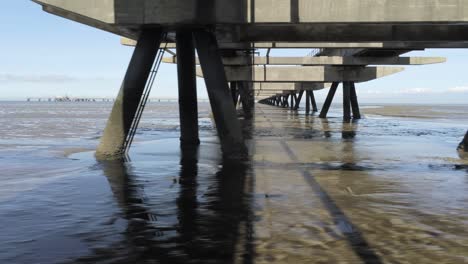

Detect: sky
[1, 1, 468, 104]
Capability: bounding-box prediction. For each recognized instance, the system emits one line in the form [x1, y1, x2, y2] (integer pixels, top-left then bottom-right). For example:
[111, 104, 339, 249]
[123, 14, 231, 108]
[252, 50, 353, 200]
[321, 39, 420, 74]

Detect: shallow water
[0, 101, 467, 264]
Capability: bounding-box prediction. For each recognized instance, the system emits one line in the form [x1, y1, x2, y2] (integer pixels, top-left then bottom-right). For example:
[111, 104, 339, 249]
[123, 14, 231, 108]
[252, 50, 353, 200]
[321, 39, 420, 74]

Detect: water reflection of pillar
[99, 159, 178, 262]
[176, 146, 199, 251]
[342, 120, 358, 140]
[321, 119, 332, 138]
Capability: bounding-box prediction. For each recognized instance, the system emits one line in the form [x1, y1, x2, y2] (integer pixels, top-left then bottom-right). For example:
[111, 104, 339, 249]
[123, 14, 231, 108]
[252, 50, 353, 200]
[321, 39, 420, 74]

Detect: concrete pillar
[343, 82, 352, 121]
[238, 82, 254, 119]
[319, 82, 339, 118]
[193, 30, 246, 157]
[310, 90, 318, 112]
[305, 91, 311, 114]
[459, 131, 468, 152]
[177, 30, 200, 146]
[289, 93, 296, 110]
[230, 82, 238, 106]
[294, 90, 304, 110]
[96, 29, 163, 159]
[350, 82, 361, 119]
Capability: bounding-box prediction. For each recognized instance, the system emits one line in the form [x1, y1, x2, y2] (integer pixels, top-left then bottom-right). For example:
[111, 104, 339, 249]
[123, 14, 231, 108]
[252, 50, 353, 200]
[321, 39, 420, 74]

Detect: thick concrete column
[319, 82, 339, 118]
[350, 82, 361, 119]
[193, 30, 246, 157]
[305, 91, 311, 114]
[177, 30, 200, 146]
[96, 29, 163, 159]
[343, 82, 352, 121]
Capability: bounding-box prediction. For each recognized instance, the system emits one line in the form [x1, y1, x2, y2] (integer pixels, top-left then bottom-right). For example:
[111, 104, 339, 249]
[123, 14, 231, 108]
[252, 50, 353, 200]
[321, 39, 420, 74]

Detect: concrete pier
[176, 30, 200, 146]
[96, 29, 163, 159]
[32, 0, 468, 154]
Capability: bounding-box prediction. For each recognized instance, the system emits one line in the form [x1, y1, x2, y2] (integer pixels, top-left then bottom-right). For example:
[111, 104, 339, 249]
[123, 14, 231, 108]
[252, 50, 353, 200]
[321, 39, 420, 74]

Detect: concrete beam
[196, 66, 404, 82]
[34, 0, 468, 26]
[253, 82, 331, 91]
[164, 56, 445, 66]
[238, 24, 468, 42]
[122, 38, 468, 49]
[33, 1, 468, 43]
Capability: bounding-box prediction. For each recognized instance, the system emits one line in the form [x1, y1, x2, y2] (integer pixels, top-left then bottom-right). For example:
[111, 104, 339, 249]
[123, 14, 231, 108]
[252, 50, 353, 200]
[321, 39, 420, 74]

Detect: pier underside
[31, 0, 468, 157]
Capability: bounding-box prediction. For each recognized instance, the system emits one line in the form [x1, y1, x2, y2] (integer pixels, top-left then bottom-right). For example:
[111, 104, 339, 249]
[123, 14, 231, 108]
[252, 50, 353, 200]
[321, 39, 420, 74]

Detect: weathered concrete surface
[196, 66, 404, 82]
[34, 0, 468, 25]
[254, 0, 468, 23]
[96, 29, 163, 159]
[163, 56, 445, 66]
[33, 0, 244, 25]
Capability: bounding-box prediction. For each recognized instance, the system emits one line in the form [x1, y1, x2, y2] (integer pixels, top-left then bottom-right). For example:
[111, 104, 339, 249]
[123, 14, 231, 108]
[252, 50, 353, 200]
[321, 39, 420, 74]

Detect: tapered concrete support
[459, 131, 468, 152]
[294, 90, 304, 110]
[177, 30, 200, 146]
[96, 29, 163, 159]
[310, 90, 318, 112]
[343, 82, 352, 121]
[238, 82, 254, 119]
[230, 82, 238, 106]
[193, 30, 246, 157]
[350, 82, 361, 119]
[285, 95, 290, 108]
[305, 91, 311, 114]
[289, 94, 295, 110]
[319, 82, 339, 118]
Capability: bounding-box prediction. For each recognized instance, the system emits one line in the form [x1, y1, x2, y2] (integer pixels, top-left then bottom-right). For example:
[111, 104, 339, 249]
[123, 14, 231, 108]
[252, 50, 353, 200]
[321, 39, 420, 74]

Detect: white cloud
[0, 73, 77, 83]
[397, 88, 435, 94]
[446, 86, 468, 93]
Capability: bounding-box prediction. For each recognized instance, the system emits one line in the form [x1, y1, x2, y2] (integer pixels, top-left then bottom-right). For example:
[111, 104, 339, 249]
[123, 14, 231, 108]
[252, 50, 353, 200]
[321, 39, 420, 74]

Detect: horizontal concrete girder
[34, 1, 468, 43]
[122, 38, 468, 49]
[237, 24, 468, 42]
[196, 66, 404, 82]
[33, 0, 468, 25]
[164, 56, 445, 66]
[253, 83, 331, 91]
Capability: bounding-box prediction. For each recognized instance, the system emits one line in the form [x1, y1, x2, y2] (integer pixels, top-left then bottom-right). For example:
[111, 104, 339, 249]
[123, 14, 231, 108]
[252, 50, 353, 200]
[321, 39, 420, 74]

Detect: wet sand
[0, 102, 467, 263]
[251, 105, 468, 263]
[362, 104, 468, 121]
